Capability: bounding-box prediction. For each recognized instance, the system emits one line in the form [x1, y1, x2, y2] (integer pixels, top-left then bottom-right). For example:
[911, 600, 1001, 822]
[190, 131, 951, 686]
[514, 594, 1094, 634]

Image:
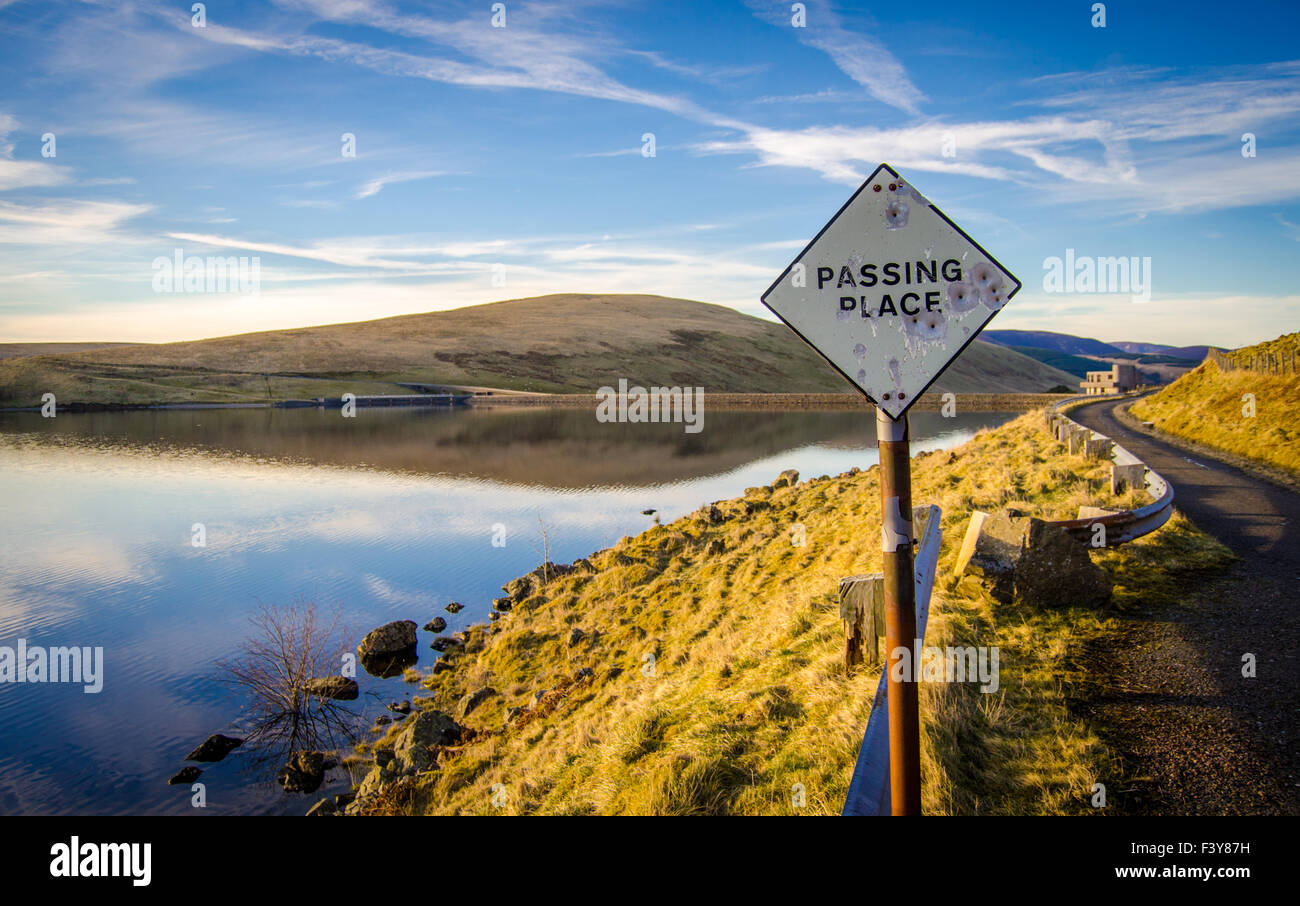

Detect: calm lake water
[0, 405, 1016, 815]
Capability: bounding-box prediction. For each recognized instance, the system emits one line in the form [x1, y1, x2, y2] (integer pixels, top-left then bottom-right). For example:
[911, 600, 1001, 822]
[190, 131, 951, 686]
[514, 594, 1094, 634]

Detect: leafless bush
[218, 601, 359, 763]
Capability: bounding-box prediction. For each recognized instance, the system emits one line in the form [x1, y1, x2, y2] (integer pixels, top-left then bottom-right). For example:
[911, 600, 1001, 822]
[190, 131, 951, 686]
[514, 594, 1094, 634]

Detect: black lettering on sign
[941, 259, 962, 281]
[837, 267, 856, 288]
[882, 263, 900, 286]
[878, 295, 898, 316]
[817, 267, 834, 289]
[858, 264, 877, 287]
[900, 293, 920, 316]
[840, 296, 857, 311]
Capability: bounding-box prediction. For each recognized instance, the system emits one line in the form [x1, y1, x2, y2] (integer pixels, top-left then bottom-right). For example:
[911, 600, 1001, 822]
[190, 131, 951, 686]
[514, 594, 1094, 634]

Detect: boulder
[445, 602, 465, 613]
[185, 733, 243, 763]
[493, 596, 514, 613]
[277, 751, 327, 794]
[358, 620, 417, 659]
[305, 676, 359, 701]
[567, 628, 585, 646]
[357, 620, 418, 678]
[392, 710, 463, 773]
[168, 766, 202, 786]
[702, 504, 724, 525]
[423, 617, 447, 633]
[431, 636, 462, 652]
[502, 575, 535, 601]
[387, 700, 411, 714]
[1014, 520, 1111, 609]
[773, 469, 800, 489]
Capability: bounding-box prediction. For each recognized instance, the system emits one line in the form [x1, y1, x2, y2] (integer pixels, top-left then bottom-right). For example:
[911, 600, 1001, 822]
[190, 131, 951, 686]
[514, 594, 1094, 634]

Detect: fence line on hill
[1208, 347, 1297, 375]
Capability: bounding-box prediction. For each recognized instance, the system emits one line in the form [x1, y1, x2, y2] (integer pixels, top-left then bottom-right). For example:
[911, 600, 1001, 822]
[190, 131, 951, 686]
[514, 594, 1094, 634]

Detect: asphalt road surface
[1070, 397, 1299, 815]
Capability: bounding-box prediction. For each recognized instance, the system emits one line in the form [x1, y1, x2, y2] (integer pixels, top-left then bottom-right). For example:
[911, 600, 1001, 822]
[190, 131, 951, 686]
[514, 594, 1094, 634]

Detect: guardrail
[1043, 395, 1175, 546]
[840, 504, 941, 817]
[840, 396, 1178, 815]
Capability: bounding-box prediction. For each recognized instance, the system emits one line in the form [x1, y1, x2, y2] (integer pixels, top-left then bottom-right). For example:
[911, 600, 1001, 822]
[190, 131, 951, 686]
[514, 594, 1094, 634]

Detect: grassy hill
[0, 294, 1078, 406]
[1131, 332, 1300, 475]
[346, 412, 1229, 815]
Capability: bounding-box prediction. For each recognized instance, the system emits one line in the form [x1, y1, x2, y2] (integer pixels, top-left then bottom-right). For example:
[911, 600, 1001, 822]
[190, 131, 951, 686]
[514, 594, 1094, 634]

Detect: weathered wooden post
[760, 163, 1021, 816]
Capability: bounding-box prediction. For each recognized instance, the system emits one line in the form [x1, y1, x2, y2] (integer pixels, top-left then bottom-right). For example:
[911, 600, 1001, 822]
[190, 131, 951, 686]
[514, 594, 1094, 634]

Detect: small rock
[493, 596, 514, 613]
[461, 687, 498, 718]
[703, 504, 724, 525]
[445, 602, 465, 614]
[168, 766, 202, 785]
[430, 636, 463, 652]
[185, 733, 243, 763]
[374, 715, 392, 725]
[432, 659, 453, 674]
[277, 751, 327, 794]
[423, 617, 447, 633]
[773, 468, 800, 489]
[387, 700, 411, 714]
[641, 509, 656, 516]
[567, 628, 585, 646]
[575, 667, 594, 681]
[305, 676, 359, 701]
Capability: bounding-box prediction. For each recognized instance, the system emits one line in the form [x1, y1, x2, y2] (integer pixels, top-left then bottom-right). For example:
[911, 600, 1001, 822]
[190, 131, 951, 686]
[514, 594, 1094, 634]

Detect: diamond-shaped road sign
[762, 163, 1021, 419]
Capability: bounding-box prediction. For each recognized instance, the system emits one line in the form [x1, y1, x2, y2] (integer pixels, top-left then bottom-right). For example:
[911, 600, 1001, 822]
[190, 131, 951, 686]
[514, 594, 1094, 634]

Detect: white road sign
[762, 163, 1021, 419]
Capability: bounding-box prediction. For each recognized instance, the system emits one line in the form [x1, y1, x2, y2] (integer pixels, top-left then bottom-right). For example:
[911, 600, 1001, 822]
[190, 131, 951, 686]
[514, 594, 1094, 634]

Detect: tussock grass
[372, 412, 1230, 815]
[1132, 334, 1300, 476]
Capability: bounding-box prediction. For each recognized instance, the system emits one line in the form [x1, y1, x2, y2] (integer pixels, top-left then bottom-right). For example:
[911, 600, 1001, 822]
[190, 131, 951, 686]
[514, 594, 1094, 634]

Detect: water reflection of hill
[1, 408, 1012, 488]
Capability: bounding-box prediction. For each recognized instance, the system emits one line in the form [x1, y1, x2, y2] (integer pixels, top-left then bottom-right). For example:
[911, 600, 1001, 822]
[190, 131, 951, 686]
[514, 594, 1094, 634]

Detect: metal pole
[876, 406, 921, 815]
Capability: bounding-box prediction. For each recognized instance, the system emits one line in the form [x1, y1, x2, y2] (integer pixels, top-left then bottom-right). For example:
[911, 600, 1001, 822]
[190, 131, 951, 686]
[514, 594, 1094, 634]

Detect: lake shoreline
[0, 391, 1069, 415]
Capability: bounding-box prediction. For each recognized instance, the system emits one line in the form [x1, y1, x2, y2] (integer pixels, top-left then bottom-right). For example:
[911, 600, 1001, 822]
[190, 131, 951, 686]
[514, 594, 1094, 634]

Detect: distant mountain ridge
[982, 330, 1124, 357]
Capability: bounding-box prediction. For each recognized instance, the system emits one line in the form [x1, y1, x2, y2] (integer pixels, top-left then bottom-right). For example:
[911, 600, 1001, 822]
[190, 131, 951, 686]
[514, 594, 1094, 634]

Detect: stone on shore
[277, 751, 327, 793]
[305, 675, 359, 700]
[168, 766, 202, 785]
[185, 733, 243, 763]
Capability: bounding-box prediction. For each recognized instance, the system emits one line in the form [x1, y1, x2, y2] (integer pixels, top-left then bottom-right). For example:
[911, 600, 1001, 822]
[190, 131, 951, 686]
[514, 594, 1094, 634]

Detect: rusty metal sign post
[762, 163, 1021, 815]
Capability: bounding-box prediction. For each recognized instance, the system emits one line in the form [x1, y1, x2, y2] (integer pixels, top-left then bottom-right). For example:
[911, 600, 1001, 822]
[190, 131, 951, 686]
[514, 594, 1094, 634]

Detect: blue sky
[1, 0, 1298, 347]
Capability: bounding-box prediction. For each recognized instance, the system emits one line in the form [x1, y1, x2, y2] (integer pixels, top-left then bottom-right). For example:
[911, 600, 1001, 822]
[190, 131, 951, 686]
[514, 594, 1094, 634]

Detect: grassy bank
[351, 412, 1231, 815]
[1131, 334, 1300, 476]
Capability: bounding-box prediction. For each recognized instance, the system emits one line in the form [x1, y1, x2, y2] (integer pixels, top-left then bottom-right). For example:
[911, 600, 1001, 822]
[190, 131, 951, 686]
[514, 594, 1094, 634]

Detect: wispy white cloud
[745, 0, 925, 114]
[354, 170, 448, 199]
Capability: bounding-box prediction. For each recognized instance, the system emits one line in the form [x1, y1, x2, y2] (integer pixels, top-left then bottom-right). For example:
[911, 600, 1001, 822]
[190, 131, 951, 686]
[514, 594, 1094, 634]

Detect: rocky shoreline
[306, 468, 807, 816]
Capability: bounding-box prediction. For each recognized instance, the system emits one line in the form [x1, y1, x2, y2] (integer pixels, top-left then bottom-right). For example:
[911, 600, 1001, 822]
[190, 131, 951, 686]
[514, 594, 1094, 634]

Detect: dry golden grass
[360, 411, 1231, 815]
[1132, 336, 1300, 476]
